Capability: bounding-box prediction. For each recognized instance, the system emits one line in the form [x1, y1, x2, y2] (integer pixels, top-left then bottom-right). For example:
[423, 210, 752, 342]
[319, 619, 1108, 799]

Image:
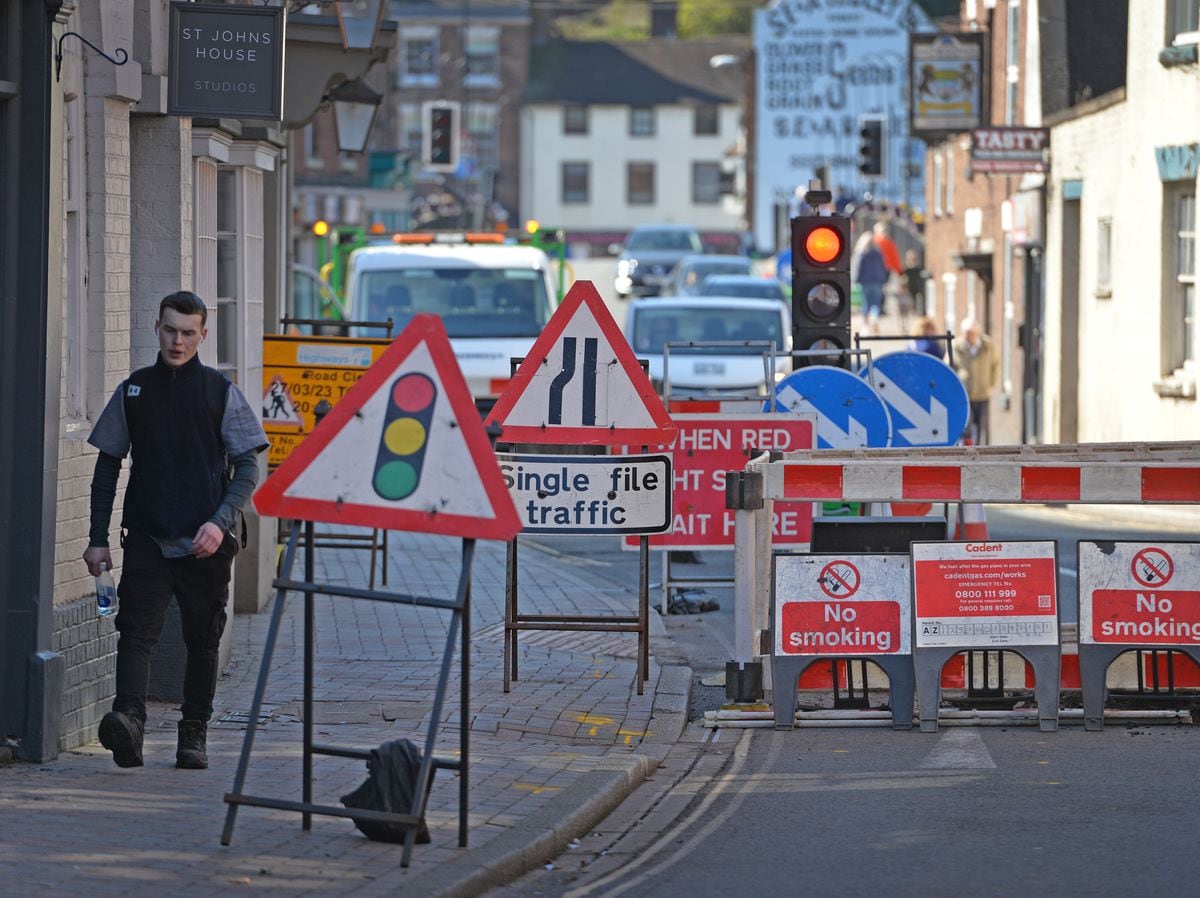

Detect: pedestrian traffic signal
[373, 372, 437, 501]
[857, 116, 885, 178]
[423, 101, 459, 171]
[791, 214, 852, 369]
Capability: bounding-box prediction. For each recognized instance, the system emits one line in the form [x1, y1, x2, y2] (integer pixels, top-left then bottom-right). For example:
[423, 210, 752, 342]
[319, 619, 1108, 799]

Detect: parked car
[625, 296, 792, 398]
[699, 274, 787, 303]
[612, 224, 703, 298]
[345, 237, 558, 413]
[666, 254, 754, 296]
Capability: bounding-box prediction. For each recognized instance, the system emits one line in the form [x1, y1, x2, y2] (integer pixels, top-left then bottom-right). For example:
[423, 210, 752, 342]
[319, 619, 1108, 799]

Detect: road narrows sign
[254, 315, 521, 541]
[484, 281, 676, 445]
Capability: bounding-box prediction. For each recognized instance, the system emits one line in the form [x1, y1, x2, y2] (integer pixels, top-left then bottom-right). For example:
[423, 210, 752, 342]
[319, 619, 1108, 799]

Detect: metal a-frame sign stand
[484, 281, 678, 697]
[221, 316, 522, 866]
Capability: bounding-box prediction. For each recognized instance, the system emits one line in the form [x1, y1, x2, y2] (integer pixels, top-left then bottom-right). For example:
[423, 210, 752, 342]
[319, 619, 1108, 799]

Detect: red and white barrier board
[1079, 542, 1200, 646]
[912, 541, 1059, 648]
[773, 554, 911, 656]
[625, 413, 815, 550]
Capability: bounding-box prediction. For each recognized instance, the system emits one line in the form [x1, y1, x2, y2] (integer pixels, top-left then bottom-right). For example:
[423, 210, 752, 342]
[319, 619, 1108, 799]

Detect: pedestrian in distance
[83, 291, 268, 770]
[903, 249, 927, 316]
[907, 315, 946, 360]
[853, 234, 889, 333]
[953, 316, 1002, 445]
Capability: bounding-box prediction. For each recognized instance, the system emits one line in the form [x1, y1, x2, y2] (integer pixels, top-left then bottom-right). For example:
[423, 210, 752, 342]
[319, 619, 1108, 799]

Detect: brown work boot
[176, 719, 208, 769]
[99, 710, 144, 768]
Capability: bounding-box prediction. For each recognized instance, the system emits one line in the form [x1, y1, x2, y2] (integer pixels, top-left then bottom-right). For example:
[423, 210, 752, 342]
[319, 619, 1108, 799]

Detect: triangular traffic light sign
[485, 280, 676, 445]
[254, 315, 522, 541]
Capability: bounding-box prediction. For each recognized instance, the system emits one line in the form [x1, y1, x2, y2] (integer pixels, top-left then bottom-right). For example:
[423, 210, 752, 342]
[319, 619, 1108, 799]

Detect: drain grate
[475, 622, 638, 659]
[211, 708, 277, 729]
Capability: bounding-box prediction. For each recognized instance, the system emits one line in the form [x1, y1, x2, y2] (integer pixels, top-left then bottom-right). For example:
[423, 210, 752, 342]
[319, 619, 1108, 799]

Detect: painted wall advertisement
[912, 541, 1059, 648]
[752, 0, 927, 252]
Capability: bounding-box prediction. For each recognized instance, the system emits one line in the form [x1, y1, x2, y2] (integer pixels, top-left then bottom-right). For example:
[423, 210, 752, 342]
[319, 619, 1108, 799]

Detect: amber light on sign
[805, 226, 842, 264]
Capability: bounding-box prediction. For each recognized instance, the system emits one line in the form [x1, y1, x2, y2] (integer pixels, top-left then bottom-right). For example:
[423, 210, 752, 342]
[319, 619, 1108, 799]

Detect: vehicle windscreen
[627, 230, 701, 252]
[631, 307, 785, 355]
[701, 280, 785, 301]
[355, 268, 549, 338]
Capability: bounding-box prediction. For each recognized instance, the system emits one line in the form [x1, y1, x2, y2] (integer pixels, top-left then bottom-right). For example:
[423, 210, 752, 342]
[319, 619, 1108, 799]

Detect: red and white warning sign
[773, 554, 911, 656]
[254, 315, 521, 541]
[261, 375, 303, 428]
[1079, 542, 1200, 646]
[484, 281, 676, 446]
[912, 541, 1059, 648]
[622, 413, 816, 550]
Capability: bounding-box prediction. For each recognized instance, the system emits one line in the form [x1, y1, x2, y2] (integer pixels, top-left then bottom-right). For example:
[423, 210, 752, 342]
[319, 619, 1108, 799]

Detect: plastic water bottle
[96, 562, 118, 618]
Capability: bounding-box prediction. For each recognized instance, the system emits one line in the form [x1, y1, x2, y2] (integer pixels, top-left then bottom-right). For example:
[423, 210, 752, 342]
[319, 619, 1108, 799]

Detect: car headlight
[617, 258, 638, 277]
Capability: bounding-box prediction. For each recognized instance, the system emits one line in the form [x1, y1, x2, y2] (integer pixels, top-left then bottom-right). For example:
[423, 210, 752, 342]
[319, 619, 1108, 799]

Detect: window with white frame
[1168, 0, 1200, 45]
[301, 124, 321, 169]
[692, 162, 721, 204]
[464, 26, 499, 86]
[399, 27, 439, 87]
[1096, 217, 1113, 297]
[215, 168, 240, 376]
[464, 103, 499, 175]
[561, 162, 589, 204]
[1165, 187, 1196, 373]
[933, 149, 944, 217]
[629, 107, 655, 137]
[563, 105, 588, 135]
[397, 103, 423, 161]
[1005, 0, 1021, 124]
[694, 105, 719, 136]
[946, 142, 955, 214]
[627, 162, 655, 205]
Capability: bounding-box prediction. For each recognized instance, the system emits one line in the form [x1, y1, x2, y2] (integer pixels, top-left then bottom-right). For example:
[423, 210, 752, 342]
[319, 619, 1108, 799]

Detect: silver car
[625, 296, 792, 398]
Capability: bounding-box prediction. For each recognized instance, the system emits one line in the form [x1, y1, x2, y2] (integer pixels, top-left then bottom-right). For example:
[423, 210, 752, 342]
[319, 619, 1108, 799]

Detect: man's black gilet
[122, 354, 230, 539]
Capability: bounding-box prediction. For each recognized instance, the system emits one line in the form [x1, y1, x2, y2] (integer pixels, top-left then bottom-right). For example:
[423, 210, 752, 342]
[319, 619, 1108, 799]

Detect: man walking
[83, 291, 268, 769]
[953, 317, 1001, 445]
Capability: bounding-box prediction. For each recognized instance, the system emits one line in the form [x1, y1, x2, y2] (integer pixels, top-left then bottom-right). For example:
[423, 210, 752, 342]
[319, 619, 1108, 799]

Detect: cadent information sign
[912, 541, 1059, 648]
[1079, 541, 1200, 646]
[773, 554, 911, 657]
[623, 413, 816, 550]
[262, 334, 390, 469]
[168, 2, 285, 120]
[496, 453, 672, 535]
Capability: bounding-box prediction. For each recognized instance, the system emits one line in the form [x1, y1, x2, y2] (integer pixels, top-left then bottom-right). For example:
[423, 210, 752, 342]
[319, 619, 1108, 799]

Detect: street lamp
[329, 78, 382, 153]
[335, 0, 387, 51]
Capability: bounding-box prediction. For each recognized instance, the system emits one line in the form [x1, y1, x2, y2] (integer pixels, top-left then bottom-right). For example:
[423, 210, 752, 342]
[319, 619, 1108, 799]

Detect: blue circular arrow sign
[769, 366, 892, 449]
[861, 351, 969, 447]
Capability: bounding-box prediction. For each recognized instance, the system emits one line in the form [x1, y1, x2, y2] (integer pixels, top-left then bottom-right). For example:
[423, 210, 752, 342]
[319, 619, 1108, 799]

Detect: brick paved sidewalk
[0, 529, 689, 898]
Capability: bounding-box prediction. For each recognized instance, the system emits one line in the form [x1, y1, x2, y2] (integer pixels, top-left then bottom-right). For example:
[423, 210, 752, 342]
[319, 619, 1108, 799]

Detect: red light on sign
[805, 226, 842, 265]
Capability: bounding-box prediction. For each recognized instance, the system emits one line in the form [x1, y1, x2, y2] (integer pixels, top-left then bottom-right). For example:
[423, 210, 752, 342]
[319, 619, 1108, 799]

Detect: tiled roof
[525, 38, 749, 105]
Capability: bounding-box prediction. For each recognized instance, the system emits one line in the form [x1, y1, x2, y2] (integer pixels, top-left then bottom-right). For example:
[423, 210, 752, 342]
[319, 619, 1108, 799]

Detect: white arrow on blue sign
[769, 366, 893, 449]
[861, 351, 969, 448]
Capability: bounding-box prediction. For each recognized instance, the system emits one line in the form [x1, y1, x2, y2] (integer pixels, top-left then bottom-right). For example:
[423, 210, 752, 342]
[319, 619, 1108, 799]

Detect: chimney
[651, 1, 677, 38]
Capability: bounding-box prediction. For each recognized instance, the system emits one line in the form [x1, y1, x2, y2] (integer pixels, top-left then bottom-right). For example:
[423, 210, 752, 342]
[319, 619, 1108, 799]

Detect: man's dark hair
[159, 291, 208, 326]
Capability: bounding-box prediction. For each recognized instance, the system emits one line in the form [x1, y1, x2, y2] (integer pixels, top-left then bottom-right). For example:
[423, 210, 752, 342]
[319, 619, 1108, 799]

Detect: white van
[345, 238, 558, 413]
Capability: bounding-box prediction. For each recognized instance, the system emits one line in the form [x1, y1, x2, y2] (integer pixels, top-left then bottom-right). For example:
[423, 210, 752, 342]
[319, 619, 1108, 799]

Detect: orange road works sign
[262, 334, 390, 468]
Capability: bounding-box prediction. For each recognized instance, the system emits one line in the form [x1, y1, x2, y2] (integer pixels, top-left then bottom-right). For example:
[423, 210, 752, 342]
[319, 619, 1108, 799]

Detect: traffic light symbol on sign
[791, 215, 852, 370]
[858, 116, 885, 178]
[373, 373, 437, 501]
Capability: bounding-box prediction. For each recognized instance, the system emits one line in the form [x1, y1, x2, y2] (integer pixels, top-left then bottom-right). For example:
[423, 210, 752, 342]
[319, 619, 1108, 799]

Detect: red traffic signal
[791, 214, 852, 369]
[804, 225, 843, 266]
[373, 373, 437, 501]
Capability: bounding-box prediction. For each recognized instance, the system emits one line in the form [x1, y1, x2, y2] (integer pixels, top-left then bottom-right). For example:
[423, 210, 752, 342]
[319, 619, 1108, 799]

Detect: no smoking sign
[1132, 547, 1174, 588]
[818, 560, 860, 599]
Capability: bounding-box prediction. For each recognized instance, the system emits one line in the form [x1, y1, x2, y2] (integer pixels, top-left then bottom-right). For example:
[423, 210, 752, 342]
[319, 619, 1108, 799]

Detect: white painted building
[1041, 2, 1198, 443]
[520, 38, 747, 252]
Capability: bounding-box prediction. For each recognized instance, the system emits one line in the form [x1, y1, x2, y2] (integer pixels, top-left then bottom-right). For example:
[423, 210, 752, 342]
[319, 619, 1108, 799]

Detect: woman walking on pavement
[83, 291, 268, 769]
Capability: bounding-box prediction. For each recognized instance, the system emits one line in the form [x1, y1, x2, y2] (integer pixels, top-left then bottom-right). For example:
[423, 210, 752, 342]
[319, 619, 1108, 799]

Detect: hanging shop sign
[168, 2, 285, 120]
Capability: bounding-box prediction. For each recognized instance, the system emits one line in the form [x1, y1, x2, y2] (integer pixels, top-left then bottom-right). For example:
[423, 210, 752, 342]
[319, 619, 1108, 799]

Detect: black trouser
[113, 531, 233, 724]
